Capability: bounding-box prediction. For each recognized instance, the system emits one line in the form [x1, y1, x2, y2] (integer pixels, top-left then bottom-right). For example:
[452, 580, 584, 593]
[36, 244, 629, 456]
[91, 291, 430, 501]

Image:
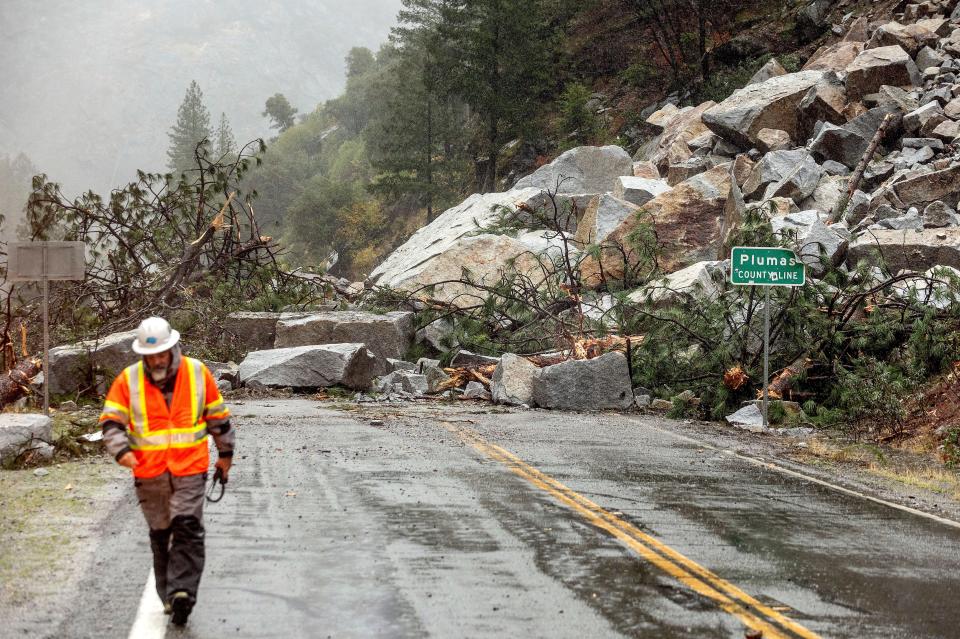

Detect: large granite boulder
[627, 260, 728, 307]
[373, 230, 575, 307]
[416, 318, 455, 352]
[370, 190, 564, 301]
[748, 58, 787, 84]
[224, 311, 309, 353]
[667, 157, 715, 185]
[238, 344, 378, 390]
[580, 165, 731, 285]
[872, 85, 919, 114]
[810, 122, 870, 169]
[845, 45, 921, 100]
[0, 414, 52, 467]
[574, 194, 642, 246]
[645, 104, 681, 131]
[742, 149, 823, 203]
[865, 21, 938, 56]
[274, 311, 415, 370]
[846, 228, 960, 273]
[613, 176, 672, 207]
[702, 70, 833, 148]
[450, 350, 500, 367]
[809, 107, 897, 169]
[796, 72, 849, 140]
[531, 352, 634, 410]
[800, 174, 849, 213]
[844, 16, 869, 43]
[795, 0, 831, 42]
[491, 354, 539, 406]
[755, 128, 793, 153]
[513, 145, 633, 194]
[903, 102, 946, 135]
[803, 41, 865, 72]
[945, 98, 960, 120]
[47, 330, 139, 396]
[932, 121, 960, 143]
[892, 165, 960, 208]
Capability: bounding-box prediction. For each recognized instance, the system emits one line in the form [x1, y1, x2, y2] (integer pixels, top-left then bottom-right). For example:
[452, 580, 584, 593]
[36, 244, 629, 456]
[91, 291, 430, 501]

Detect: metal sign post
[730, 247, 805, 429]
[7, 241, 86, 416]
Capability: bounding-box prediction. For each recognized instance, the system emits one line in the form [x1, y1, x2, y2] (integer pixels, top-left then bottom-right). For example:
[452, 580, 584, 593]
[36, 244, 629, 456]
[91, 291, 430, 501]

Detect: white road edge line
[127, 568, 167, 639]
[636, 418, 960, 531]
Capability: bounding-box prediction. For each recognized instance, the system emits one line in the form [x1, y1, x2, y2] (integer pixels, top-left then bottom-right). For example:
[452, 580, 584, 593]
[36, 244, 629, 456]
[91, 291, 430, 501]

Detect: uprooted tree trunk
[0, 356, 41, 409]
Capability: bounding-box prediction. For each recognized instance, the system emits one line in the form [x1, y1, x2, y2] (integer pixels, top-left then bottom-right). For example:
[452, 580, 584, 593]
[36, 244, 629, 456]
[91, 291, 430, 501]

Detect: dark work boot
[169, 591, 193, 626]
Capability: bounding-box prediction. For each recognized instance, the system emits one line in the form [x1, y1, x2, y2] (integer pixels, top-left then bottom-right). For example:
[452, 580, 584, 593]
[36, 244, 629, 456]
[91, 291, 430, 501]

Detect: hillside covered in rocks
[353, 0, 960, 444]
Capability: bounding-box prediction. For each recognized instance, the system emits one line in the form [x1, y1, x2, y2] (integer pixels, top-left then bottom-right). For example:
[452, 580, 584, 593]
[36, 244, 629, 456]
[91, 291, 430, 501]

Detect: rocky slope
[371, 1, 960, 312]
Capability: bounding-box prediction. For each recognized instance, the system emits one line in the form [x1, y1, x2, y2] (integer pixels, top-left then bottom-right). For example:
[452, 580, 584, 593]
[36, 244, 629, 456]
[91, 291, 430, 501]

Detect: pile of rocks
[607, 6, 960, 299]
[368, 3, 960, 317]
[360, 350, 636, 411]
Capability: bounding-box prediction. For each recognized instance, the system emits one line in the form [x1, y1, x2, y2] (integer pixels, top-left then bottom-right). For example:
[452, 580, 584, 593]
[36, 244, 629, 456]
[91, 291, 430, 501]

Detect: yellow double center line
[442, 422, 820, 639]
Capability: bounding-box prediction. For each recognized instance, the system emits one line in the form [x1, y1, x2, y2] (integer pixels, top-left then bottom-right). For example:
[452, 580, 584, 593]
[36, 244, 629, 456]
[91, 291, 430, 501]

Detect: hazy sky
[0, 0, 403, 195]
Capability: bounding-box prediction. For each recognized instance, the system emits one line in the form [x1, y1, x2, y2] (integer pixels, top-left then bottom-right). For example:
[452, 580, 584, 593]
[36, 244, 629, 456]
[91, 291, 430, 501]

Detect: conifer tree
[392, 0, 551, 193]
[215, 112, 237, 159]
[365, 43, 466, 223]
[263, 93, 298, 132]
[448, 0, 551, 192]
[166, 80, 213, 175]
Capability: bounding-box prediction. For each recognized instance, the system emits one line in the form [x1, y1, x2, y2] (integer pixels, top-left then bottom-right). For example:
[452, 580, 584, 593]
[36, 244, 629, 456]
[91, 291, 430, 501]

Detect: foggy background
[0, 0, 403, 197]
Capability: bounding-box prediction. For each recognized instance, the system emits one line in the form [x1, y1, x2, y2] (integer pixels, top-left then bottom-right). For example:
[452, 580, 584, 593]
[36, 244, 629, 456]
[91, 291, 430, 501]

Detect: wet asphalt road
[48, 399, 960, 639]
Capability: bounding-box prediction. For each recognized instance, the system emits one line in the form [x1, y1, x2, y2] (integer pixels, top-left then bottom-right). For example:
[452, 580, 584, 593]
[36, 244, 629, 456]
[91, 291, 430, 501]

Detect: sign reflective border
[730, 246, 805, 287]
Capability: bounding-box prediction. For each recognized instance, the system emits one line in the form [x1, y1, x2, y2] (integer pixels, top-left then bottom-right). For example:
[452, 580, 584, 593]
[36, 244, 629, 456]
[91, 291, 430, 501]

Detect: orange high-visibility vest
[99, 356, 230, 478]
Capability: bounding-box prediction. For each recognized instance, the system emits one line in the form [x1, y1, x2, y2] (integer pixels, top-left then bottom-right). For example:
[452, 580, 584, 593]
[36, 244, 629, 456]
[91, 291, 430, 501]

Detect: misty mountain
[0, 0, 402, 195]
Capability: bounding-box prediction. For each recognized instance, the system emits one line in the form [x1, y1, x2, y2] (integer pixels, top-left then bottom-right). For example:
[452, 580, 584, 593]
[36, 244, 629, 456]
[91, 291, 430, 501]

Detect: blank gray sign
[7, 241, 85, 281]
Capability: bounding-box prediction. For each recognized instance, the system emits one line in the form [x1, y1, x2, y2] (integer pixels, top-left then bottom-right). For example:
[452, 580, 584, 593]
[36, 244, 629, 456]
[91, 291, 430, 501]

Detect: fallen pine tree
[0, 356, 42, 410]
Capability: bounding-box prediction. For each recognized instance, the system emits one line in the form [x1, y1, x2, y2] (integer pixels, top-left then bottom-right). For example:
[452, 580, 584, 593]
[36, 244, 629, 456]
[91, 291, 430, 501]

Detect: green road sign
[730, 246, 805, 287]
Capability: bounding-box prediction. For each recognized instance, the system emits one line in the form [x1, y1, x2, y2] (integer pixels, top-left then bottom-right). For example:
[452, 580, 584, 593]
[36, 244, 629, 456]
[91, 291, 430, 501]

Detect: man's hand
[117, 452, 138, 469]
[215, 456, 232, 481]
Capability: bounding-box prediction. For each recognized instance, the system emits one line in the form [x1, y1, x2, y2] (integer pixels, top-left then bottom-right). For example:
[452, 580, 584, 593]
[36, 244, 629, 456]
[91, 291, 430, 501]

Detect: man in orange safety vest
[100, 316, 234, 626]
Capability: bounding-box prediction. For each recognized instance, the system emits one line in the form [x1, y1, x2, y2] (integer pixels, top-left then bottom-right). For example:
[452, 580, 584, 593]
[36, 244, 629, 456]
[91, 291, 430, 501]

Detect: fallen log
[0, 357, 42, 409]
[436, 364, 498, 393]
[761, 355, 814, 400]
[829, 112, 895, 223]
[572, 335, 645, 360]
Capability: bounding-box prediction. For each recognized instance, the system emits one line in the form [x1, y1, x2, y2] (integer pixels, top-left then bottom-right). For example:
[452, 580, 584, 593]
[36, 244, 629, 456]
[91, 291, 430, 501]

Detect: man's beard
[146, 346, 178, 384]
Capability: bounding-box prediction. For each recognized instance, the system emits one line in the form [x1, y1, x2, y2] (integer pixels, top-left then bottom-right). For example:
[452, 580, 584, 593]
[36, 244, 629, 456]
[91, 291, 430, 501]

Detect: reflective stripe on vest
[187, 356, 206, 428]
[128, 362, 149, 434]
[124, 358, 208, 451]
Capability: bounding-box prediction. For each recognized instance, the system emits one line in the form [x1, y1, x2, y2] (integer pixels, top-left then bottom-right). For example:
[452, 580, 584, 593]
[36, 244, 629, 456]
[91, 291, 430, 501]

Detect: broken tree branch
[829, 112, 896, 223]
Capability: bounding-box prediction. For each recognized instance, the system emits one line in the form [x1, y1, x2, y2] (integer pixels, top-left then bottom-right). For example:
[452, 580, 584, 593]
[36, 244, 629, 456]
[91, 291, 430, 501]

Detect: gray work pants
[134, 472, 206, 604]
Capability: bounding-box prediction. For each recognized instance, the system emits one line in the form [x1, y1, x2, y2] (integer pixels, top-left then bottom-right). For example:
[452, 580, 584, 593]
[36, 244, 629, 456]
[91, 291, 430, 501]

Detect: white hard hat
[132, 317, 180, 355]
